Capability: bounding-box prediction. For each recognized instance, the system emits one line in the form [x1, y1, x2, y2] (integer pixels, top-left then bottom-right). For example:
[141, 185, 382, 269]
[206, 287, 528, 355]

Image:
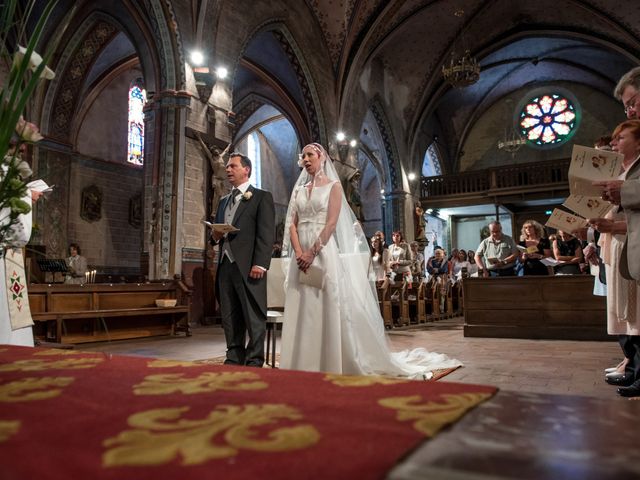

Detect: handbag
[299, 264, 324, 289]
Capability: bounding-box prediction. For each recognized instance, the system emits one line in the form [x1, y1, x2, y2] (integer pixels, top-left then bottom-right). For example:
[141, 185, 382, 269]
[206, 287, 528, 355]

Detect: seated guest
[475, 221, 518, 277]
[451, 249, 471, 279]
[519, 220, 552, 276]
[553, 230, 583, 275]
[65, 243, 88, 284]
[467, 250, 480, 277]
[409, 241, 424, 279]
[386, 230, 413, 281]
[370, 235, 388, 281]
[426, 248, 449, 277]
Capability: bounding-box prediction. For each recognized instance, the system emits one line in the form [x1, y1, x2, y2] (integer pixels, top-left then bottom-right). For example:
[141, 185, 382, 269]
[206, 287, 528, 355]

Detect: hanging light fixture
[442, 9, 480, 88]
[497, 99, 526, 156]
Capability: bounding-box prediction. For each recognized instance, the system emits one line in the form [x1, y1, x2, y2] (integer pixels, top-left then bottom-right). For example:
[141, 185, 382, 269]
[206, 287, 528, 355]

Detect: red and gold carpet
[0, 345, 496, 479]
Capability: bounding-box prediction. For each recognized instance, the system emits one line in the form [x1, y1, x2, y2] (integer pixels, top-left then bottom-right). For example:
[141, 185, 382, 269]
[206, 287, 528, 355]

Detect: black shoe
[617, 382, 640, 397]
[605, 374, 634, 386]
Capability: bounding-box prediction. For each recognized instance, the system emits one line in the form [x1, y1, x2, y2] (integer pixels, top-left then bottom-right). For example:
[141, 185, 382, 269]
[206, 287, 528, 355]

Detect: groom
[212, 152, 275, 366]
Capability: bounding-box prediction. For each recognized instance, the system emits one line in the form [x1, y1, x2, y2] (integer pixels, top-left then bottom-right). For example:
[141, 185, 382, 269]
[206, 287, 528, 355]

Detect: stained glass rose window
[519, 94, 577, 146]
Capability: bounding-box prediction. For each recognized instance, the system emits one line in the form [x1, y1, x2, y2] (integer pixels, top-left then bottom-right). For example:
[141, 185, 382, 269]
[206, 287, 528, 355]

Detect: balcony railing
[421, 158, 570, 198]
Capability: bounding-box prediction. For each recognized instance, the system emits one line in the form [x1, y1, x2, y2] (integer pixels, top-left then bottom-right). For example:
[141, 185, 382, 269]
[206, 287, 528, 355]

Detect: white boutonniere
[242, 191, 253, 201]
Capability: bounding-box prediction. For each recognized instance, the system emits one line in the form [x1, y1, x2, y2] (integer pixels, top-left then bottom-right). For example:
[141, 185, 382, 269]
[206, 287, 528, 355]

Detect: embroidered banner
[4, 249, 33, 330]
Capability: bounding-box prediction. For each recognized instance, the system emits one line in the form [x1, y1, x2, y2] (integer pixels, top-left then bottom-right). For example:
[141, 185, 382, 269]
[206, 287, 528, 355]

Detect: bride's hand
[296, 250, 315, 273]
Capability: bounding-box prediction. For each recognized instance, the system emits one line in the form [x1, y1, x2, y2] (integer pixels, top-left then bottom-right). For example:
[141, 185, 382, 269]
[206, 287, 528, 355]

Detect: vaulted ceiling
[33, 0, 640, 176]
[232, 0, 640, 174]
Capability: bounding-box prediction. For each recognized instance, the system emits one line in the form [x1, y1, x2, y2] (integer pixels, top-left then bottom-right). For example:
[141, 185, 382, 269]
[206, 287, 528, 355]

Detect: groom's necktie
[231, 188, 240, 205]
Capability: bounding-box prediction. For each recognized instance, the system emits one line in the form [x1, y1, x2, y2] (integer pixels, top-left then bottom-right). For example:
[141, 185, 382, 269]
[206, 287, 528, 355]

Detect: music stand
[36, 259, 69, 283]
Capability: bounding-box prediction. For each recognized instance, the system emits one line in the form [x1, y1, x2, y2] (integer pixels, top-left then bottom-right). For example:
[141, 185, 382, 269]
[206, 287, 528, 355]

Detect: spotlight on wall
[336, 132, 346, 142]
[215, 67, 228, 80]
[349, 139, 357, 148]
[408, 172, 417, 181]
[190, 50, 204, 66]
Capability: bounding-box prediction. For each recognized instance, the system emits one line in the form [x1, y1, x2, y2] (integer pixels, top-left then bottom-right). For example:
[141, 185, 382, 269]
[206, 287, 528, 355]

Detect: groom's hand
[248, 265, 265, 279]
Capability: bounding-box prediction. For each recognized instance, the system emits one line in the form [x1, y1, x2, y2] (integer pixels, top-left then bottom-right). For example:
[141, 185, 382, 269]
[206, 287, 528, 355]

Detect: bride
[279, 143, 461, 378]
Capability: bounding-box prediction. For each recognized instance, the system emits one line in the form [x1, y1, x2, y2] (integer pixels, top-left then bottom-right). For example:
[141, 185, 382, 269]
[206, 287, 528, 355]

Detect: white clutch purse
[299, 264, 324, 289]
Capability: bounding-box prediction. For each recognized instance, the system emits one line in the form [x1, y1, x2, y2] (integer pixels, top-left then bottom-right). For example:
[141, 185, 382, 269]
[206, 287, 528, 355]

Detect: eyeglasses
[624, 92, 639, 114]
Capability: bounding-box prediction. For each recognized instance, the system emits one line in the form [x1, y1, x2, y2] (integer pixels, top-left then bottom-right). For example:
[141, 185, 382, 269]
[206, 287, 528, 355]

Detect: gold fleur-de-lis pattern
[147, 359, 205, 368]
[34, 349, 86, 356]
[0, 420, 20, 442]
[378, 392, 493, 437]
[325, 373, 409, 387]
[0, 357, 103, 372]
[103, 404, 321, 466]
[0, 377, 75, 402]
[133, 372, 268, 395]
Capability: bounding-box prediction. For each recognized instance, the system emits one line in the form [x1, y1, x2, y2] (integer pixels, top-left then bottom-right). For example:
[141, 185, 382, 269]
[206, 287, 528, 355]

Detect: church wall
[67, 156, 143, 274]
[34, 149, 143, 277]
[76, 68, 136, 164]
[461, 83, 623, 171]
[453, 215, 513, 253]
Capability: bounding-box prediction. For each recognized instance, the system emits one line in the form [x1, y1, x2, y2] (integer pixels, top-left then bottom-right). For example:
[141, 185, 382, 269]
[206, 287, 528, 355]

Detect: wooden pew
[462, 276, 607, 340]
[376, 279, 393, 329]
[389, 281, 409, 327]
[29, 281, 191, 344]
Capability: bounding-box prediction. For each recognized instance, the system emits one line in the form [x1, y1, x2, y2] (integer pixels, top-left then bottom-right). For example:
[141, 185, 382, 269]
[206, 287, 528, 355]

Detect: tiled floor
[76, 316, 626, 400]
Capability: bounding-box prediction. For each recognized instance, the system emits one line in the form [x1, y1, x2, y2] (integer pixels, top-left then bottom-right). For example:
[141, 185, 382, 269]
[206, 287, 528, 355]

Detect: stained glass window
[127, 81, 146, 165]
[519, 94, 576, 146]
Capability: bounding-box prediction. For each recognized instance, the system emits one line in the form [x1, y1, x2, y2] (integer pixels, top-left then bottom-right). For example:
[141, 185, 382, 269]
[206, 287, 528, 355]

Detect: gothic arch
[235, 21, 326, 145]
[369, 96, 401, 191]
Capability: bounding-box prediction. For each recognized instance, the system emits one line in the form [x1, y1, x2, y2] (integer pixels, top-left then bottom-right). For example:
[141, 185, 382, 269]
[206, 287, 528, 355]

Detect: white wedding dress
[280, 182, 462, 378]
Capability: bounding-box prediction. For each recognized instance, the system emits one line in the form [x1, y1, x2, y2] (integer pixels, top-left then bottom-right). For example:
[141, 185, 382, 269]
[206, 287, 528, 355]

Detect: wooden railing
[421, 158, 570, 198]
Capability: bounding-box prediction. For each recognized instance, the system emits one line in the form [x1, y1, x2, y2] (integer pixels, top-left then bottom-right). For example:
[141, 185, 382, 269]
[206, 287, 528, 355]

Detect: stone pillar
[143, 89, 191, 280]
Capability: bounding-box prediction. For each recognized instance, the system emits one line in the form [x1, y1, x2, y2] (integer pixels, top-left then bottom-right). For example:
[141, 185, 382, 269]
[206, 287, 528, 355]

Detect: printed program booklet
[568, 145, 623, 196]
[545, 208, 588, 234]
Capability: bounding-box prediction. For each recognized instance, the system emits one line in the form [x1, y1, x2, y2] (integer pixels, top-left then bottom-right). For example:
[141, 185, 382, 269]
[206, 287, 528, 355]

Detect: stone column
[143, 89, 191, 280]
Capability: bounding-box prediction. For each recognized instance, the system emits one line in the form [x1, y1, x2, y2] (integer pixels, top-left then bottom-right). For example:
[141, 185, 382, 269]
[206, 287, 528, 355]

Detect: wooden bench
[29, 281, 191, 344]
[462, 276, 607, 340]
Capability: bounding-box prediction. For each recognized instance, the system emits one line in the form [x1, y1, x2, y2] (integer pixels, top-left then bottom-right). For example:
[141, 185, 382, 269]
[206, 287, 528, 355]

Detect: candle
[85, 272, 89, 284]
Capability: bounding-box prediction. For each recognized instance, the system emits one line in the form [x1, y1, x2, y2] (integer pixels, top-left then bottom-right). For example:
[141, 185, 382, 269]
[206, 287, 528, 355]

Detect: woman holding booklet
[518, 220, 552, 276]
[279, 143, 461, 378]
[588, 119, 640, 396]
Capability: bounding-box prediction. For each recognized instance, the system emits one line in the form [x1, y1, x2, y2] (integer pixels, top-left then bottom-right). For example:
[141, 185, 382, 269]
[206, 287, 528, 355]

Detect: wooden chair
[266, 258, 286, 368]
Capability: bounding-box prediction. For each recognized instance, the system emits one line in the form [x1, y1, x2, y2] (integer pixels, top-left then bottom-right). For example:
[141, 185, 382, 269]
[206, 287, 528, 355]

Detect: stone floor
[76, 316, 627, 401]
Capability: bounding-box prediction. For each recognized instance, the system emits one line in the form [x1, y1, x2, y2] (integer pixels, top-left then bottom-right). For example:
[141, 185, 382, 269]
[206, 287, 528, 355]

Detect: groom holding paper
[211, 152, 275, 367]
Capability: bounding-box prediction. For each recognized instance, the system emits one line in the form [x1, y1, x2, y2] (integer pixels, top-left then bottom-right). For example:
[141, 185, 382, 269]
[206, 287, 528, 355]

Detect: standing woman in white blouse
[387, 230, 413, 280]
[370, 235, 388, 281]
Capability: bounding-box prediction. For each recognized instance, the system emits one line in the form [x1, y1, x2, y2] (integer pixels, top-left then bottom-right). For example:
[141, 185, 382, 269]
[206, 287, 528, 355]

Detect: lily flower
[13, 45, 55, 80]
[15, 116, 44, 143]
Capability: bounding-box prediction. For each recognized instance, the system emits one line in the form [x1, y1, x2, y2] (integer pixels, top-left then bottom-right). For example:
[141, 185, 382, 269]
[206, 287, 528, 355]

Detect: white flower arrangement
[0, 0, 57, 246]
[242, 191, 253, 201]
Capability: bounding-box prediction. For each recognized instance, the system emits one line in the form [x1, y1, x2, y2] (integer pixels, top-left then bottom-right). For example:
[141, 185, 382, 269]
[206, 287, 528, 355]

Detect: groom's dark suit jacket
[214, 185, 275, 314]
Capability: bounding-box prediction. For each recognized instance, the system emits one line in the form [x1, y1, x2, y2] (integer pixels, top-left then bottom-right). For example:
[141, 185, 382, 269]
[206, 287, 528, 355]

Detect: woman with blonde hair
[518, 220, 551, 276]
